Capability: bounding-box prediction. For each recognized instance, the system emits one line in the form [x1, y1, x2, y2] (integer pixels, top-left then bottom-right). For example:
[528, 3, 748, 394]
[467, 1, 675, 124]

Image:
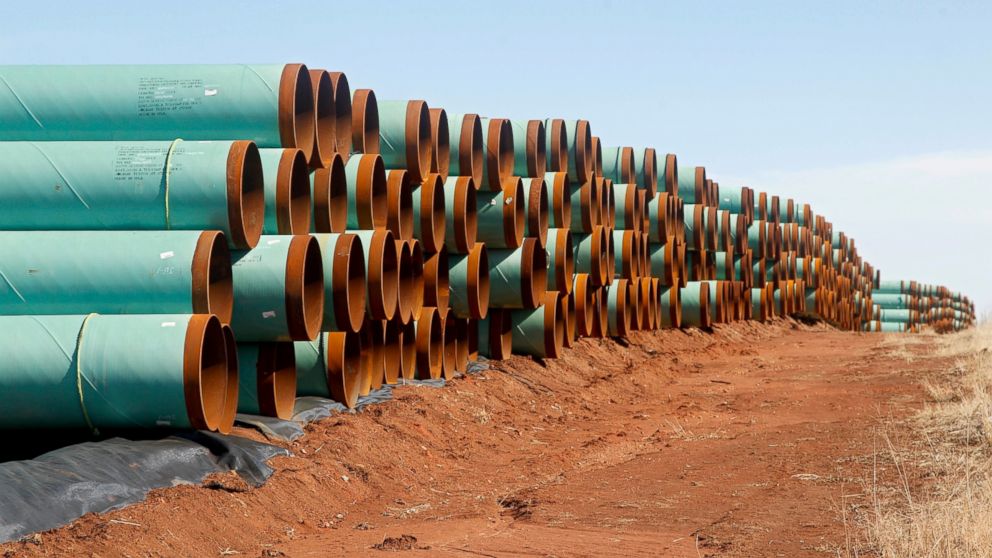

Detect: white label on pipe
[267, 239, 281, 245]
[505, 197, 513, 205]
[161, 321, 177, 327]
[160, 251, 175, 259]
[262, 310, 276, 318]
[204, 88, 218, 96]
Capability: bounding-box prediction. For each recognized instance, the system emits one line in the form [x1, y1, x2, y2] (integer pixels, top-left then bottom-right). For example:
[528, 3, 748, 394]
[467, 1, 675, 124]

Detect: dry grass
[859, 322, 992, 556]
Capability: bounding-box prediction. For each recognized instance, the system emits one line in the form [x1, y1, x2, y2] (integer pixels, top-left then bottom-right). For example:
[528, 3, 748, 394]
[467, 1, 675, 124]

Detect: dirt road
[3, 320, 934, 557]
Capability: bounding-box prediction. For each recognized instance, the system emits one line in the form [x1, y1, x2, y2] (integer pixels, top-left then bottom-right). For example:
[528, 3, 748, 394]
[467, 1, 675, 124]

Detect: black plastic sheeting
[0, 361, 488, 543]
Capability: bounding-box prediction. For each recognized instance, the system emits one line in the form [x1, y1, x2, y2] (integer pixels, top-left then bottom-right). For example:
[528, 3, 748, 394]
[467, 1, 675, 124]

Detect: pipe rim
[528, 177, 550, 246]
[381, 319, 402, 385]
[452, 176, 479, 253]
[226, 141, 265, 249]
[366, 229, 399, 320]
[642, 148, 658, 198]
[398, 320, 417, 380]
[563, 290, 577, 346]
[355, 154, 388, 229]
[406, 100, 432, 182]
[257, 342, 297, 420]
[326, 331, 362, 408]
[573, 273, 594, 336]
[285, 235, 325, 340]
[502, 176, 526, 249]
[590, 135, 602, 178]
[385, 169, 415, 241]
[274, 148, 312, 234]
[467, 243, 491, 319]
[487, 118, 515, 190]
[554, 229, 575, 295]
[312, 152, 348, 233]
[460, 114, 484, 185]
[489, 308, 514, 360]
[415, 307, 443, 380]
[217, 324, 239, 434]
[182, 314, 228, 432]
[308, 69, 334, 169]
[278, 64, 316, 161]
[358, 321, 381, 394]
[528, 120, 547, 177]
[191, 230, 234, 325]
[395, 240, 416, 324]
[544, 291, 564, 358]
[327, 71, 353, 159]
[351, 88, 380, 154]
[699, 282, 712, 328]
[429, 107, 451, 180]
[453, 317, 470, 371]
[547, 119, 568, 173]
[421, 173, 446, 253]
[424, 246, 450, 314]
[550, 172, 572, 229]
[521, 237, 547, 308]
[440, 310, 458, 378]
[407, 239, 426, 321]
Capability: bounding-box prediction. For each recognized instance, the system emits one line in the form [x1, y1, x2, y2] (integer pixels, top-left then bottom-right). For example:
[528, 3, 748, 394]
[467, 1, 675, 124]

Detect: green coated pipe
[573, 226, 609, 286]
[0, 64, 317, 156]
[294, 331, 363, 408]
[677, 166, 704, 203]
[447, 113, 484, 184]
[478, 308, 513, 360]
[601, 146, 634, 187]
[478, 117, 514, 190]
[633, 147, 657, 197]
[231, 234, 324, 342]
[752, 257, 767, 288]
[410, 174, 445, 253]
[564, 119, 592, 184]
[879, 308, 913, 322]
[0, 314, 229, 431]
[447, 243, 490, 319]
[719, 187, 746, 214]
[680, 281, 712, 328]
[258, 148, 311, 234]
[510, 119, 546, 177]
[545, 172, 572, 229]
[443, 175, 479, 254]
[714, 251, 734, 281]
[660, 153, 678, 197]
[659, 285, 681, 328]
[879, 321, 908, 333]
[648, 242, 677, 286]
[510, 291, 563, 358]
[876, 280, 911, 294]
[310, 233, 366, 333]
[236, 342, 296, 419]
[487, 238, 547, 309]
[0, 139, 264, 249]
[753, 287, 768, 321]
[567, 179, 597, 233]
[543, 118, 569, 174]
[378, 100, 432, 182]
[747, 220, 767, 259]
[606, 279, 633, 337]
[476, 177, 525, 249]
[0, 230, 233, 322]
[545, 228, 575, 294]
[683, 204, 705, 250]
[611, 183, 640, 230]
[353, 229, 399, 320]
[344, 153, 387, 230]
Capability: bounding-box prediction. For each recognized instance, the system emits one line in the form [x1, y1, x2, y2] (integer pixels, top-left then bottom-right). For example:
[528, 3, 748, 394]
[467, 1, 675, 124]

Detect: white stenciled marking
[161, 321, 177, 327]
[160, 251, 175, 259]
[262, 311, 276, 318]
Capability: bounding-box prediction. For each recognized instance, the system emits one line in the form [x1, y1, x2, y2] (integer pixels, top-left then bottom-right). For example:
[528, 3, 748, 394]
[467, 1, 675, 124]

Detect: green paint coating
[0, 231, 211, 315]
[649, 242, 674, 284]
[487, 246, 527, 308]
[681, 282, 708, 327]
[476, 189, 514, 249]
[377, 101, 412, 170]
[659, 286, 679, 328]
[0, 314, 201, 429]
[0, 140, 249, 244]
[600, 146, 624, 184]
[448, 251, 479, 319]
[677, 166, 698, 202]
[294, 335, 332, 398]
[510, 305, 549, 357]
[258, 148, 289, 234]
[311, 233, 363, 332]
[719, 189, 745, 213]
[683, 204, 702, 250]
[606, 281, 626, 336]
[231, 235, 310, 341]
[0, 65, 288, 144]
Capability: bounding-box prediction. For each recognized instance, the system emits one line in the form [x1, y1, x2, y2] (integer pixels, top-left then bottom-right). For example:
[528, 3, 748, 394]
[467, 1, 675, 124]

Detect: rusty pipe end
[424, 246, 450, 315]
[429, 107, 451, 180]
[274, 148, 312, 234]
[307, 69, 334, 169]
[225, 141, 265, 249]
[351, 88, 380, 154]
[332, 233, 367, 333]
[467, 242, 491, 320]
[182, 314, 229, 432]
[257, 342, 297, 420]
[415, 307, 444, 380]
[421, 173, 446, 253]
[312, 152, 348, 233]
[528, 120, 547, 177]
[191, 230, 234, 325]
[365, 229, 399, 320]
[278, 64, 316, 162]
[285, 235, 325, 340]
[327, 71, 353, 159]
[325, 330, 363, 408]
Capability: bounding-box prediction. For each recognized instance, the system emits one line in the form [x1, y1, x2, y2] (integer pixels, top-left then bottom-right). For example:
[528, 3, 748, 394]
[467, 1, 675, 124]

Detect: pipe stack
[0, 62, 973, 435]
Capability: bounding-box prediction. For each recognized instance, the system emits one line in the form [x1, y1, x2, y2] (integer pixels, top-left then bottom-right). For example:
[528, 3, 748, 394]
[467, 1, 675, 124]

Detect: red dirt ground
[1, 319, 935, 557]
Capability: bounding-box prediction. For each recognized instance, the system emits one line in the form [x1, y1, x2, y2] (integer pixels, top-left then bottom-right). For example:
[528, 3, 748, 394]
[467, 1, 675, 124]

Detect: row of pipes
[0, 63, 975, 433]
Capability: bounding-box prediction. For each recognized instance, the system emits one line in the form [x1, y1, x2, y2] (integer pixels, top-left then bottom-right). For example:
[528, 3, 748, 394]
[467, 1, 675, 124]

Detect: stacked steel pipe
[0, 63, 973, 433]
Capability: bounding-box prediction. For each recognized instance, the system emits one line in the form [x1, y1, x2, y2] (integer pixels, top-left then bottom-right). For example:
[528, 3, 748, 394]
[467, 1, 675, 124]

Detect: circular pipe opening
[359, 322, 382, 394]
[546, 119, 568, 174]
[589, 135, 601, 178]
[604, 226, 616, 283]
[308, 69, 334, 169]
[285, 235, 325, 340]
[528, 120, 547, 177]
[489, 309, 514, 360]
[554, 230, 575, 295]
[191, 230, 234, 325]
[226, 141, 265, 249]
[452, 176, 478, 253]
[407, 100, 433, 183]
[312, 152, 348, 233]
[331, 233, 365, 333]
[382, 319, 402, 385]
[550, 172, 572, 229]
[522, 237, 548, 308]
[355, 154, 388, 229]
[367, 229, 399, 320]
[351, 89, 380, 154]
[642, 148, 657, 198]
[664, 153, 678, 197]
[468, 243, 491, 320]
[699, 283, 712, 328]
[327, 72, 352, 158]
[183, 314, 229, 432]
[407, 239, 425, 320]
[563, 290, 577, 347]
[268, 342, 298, 420]
[395, 240, 415, 324]
[275, 148, 312, 234]
[398, 320, 417, 380]
[429, 108, 451, 180]
[544, 291, 564, 358]
[278, 64, 316, 161]
[493, 119, 515, 189]
[421, 174, 446, 253]
[424, 246, 450, 314]
[326, 330, 362, 408]
[573, 274, 594, 337]
[460, 114, 484, 186]
[416, 307, 443, 380]
[502, 177, 526, 249]
[217, 324, 239, 434]
[528, 178, 549, 246]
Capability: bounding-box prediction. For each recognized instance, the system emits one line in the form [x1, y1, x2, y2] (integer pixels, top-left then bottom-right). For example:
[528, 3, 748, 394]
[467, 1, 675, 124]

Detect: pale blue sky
[3, 1, 990, 314]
